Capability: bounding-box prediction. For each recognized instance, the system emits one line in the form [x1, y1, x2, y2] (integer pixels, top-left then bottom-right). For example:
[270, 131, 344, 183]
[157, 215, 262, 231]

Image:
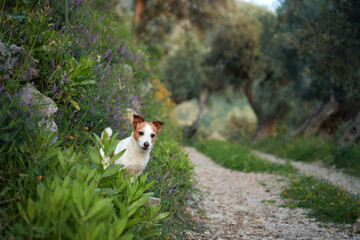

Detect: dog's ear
[152, 121, 165, 133]
[132, 115, 145, 129]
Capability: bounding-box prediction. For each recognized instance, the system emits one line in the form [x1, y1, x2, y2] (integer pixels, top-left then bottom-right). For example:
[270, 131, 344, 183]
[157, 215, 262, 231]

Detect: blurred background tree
[96, 0, 360, 145]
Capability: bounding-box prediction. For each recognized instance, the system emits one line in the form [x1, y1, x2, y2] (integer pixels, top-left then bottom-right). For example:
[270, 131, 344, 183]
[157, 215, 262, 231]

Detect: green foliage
[159, 31, 206, 103]
[281, 175, 360, 224]
[278, 0, 360, 111]
[333, 144, 360, 177]
[195, 140, 296, 175]
[251, 135, 360, 178]
[0, 125, 168, 239]
[253, 135, 335, 163]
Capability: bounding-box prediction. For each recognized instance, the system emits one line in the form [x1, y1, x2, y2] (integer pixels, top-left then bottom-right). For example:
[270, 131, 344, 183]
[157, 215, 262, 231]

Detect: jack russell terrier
[100, 115, 164, 177]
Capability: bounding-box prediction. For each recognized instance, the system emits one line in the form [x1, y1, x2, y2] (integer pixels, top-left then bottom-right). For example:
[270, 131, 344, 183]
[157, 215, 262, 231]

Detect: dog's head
[132, 115, 165, 151]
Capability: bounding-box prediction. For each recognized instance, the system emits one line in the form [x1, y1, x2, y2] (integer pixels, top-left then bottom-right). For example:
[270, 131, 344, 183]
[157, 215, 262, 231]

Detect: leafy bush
[0, 121, 168, 239]
[195, 140, 296, 175]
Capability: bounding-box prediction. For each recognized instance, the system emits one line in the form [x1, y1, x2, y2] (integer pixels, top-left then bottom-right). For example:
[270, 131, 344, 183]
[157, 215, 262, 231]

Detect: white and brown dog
[100, 115, 164, 177]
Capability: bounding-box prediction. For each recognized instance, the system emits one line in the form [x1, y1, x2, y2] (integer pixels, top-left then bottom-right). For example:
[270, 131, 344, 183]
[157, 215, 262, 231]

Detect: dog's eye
[151, 134, 155, 138]
[139, 131, 144, 136]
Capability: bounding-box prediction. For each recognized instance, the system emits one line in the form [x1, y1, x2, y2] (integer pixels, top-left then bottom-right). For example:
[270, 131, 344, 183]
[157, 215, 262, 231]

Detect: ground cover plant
[195, 140, 360, 225]
[281, 175, 360, 224]
[0, 1, 198, 239]
[195, 140, 296, 175]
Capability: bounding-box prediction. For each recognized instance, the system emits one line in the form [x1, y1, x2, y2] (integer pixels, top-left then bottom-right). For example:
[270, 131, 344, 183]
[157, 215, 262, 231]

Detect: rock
[145, 197, 161, 207]
[0, 42, 39, 80]
[16, 84, 58, 142]
[353, 218, 360, 234]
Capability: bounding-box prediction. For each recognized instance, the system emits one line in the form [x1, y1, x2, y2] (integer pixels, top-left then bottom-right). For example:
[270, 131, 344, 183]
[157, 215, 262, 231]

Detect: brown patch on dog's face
[132, 122, 147, 141]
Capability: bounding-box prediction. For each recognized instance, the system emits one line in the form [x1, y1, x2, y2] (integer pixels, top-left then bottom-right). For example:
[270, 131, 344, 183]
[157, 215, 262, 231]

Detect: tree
[278, 0, 360, 140]
[205, 2, 305, 139]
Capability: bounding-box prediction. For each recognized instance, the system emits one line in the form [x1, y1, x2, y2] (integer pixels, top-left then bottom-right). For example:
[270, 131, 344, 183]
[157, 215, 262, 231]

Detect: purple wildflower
[103, 49, 112, 59]
[97, 14, 105, 23]
[28, 97, 33, 106]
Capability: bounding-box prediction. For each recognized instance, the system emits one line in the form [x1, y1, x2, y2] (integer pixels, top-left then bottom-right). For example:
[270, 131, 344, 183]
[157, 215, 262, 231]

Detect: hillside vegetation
[0, 1, 198, 239]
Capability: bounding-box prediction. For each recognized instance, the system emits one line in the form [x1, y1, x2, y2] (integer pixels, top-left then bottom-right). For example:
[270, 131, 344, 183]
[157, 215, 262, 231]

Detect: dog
[100, 114, 164, 177]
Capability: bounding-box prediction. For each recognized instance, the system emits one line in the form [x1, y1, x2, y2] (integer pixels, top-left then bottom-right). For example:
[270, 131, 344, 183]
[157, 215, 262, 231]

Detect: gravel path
[184, 147, 359, 240]
[253, 150, 360, 195]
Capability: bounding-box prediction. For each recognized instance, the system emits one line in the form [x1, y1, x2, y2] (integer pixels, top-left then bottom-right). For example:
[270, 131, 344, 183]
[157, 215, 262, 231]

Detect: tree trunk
[134, 0, 146, 24]
[244, 69, 262, 121]
[254, 115, 277, 140]
[293, 95, 339, 136]
[243, 68, 276, 140]
[338, 111, 360, 147]
[183, 84, 209, 139]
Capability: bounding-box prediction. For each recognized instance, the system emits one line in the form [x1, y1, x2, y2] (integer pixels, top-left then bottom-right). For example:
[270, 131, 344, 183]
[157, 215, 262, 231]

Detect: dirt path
[253, 150, 360, 195]
[184, 147, 359, 240]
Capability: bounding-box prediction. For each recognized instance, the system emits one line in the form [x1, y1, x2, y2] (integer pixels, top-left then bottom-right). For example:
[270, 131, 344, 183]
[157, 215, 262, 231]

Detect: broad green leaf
[154, 212, 170, 222]
[114, 217, 128, 238]
[127, 192, 153, 217]
[84, 198, 112, 220]
[89, 146, 101, 165]
[102, 164, 123, 178]
[71, 66, 92, 78]
[17, 202, 30, 224]
[119, 232, 134, 240]
[109, 149, 126, 163]
[99, 188, 117, 196]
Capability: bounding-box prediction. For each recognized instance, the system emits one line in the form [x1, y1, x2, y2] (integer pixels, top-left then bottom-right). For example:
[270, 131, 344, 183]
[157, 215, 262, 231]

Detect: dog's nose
[144, 142, 149, 148]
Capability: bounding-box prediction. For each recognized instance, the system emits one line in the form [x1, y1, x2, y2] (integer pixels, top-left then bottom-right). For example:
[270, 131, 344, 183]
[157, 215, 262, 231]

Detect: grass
[282, 175, 360, 224]
[251, 135, 360, 178]
[195, 140, 360, 225]
[252, 135, 334, 163]
[195, 140, 297, 175]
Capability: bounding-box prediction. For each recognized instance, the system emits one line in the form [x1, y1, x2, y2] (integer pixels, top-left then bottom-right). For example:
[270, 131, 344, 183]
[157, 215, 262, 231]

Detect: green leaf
[102, 164, 123, 178]
[69, 100, 80, 110]
[99, 188, 117, 196]
[93, 133, 103, 147]
[71, 66, 92, 78]
[3, 40, 10, 56]
[17, 202, 30, 224]
[119, 232, 134, 240]
[127, 192, 153, 217]
[84, 198, 112, 220]
[89, 146, 101, 165]
[58, 149, 65, 169]
[141, 229, 161, 238]
[8, 13, 27, 22]
[109, 149, 126, 163]
[114, 217, 128, 238]
[70, 80, 96, 86]
[154, 212, 170, 222]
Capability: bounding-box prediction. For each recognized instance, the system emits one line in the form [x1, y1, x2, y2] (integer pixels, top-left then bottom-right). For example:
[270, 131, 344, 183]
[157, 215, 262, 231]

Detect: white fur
[100, 124, 157, 176]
